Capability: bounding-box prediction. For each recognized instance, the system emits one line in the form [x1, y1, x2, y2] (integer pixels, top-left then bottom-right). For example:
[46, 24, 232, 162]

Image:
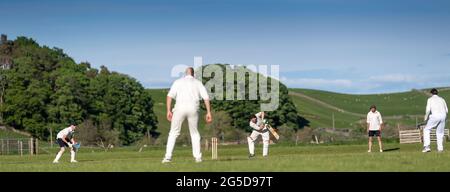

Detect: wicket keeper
[52, 124, 78, 163]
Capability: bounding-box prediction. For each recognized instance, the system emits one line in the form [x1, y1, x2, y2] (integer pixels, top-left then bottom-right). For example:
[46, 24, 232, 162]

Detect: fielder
[162, 67, 212, 163]
[53, 124, 78, 163]
[247, 112, 270, 158]
[422, 88, 448, 153]
[367, 105, 383, 153]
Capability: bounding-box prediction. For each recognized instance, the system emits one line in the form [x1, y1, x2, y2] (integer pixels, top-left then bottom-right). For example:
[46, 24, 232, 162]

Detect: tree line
[0, 37, 158, 145]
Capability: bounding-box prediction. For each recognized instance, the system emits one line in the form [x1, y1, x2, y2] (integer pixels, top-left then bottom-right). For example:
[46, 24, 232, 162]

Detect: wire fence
[0, 138, 38, 156]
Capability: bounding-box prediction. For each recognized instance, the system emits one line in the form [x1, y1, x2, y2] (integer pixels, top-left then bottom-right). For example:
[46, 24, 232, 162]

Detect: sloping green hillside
[291, 89, 427, 116]
[289, 88, 450, 131]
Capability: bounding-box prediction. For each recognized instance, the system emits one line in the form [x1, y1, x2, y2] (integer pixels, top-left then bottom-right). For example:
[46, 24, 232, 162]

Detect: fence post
[29, 138, 33, 155]
[36, 139, 38, 155]
[19, 140, 23, 156]
[204, 138, 209, 151]
[50, 128, 53, 148]
[1, 139, 3, 155]
[6, 139, 9, 155]
[17, 140, 20, 155]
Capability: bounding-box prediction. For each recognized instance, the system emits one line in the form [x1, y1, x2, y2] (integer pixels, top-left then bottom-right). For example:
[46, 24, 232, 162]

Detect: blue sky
[1, 0, 450, 94]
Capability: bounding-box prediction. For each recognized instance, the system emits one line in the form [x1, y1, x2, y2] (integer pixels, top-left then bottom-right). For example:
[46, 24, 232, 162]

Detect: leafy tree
[198, 64, 309, 133]
[0, 36, 158, 145]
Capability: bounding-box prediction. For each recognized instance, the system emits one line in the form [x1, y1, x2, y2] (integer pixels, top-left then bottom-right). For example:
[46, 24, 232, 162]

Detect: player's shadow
[78, 159, 96, 162]
[383, 148, 400, 152]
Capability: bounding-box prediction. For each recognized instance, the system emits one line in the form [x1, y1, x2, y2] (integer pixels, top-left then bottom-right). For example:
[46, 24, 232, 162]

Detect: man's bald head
[186, 67, 194, 76]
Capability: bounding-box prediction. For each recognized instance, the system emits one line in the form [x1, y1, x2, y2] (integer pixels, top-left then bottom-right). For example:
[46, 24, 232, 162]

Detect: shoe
[367, 150, 371, 153]
[52, 161, 59, 164]
[380, 149, 383, 152]
[422, 147, 431, 153]
[248, 154, 255, 159]
[437, 150, 444, 153]
[70, 160, 78, 163]
[161, 158, 172, 163]
[195, 158, 202, 163]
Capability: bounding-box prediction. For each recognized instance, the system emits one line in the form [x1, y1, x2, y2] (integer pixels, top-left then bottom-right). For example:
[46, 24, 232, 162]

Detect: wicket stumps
[211, 137, 218, 160]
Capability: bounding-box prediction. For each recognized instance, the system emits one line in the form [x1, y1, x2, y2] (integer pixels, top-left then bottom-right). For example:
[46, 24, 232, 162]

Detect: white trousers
[247, 129, 270, 156]
[164, 107, 201, 159]
[423, 114, 447, 151]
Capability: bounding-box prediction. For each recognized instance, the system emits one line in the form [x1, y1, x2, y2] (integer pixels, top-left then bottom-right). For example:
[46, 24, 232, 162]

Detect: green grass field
[1, 143, 450, 172]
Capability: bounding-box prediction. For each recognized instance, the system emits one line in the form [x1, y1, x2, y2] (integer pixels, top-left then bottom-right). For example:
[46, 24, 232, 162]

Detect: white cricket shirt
[250, 121, 260, 131]
[426, 95, 448, 116]
[167, 75, 210, 110]
[56, 127, 74, 139]
[367, 111, 383, 131]
[255, 112, 264, 126]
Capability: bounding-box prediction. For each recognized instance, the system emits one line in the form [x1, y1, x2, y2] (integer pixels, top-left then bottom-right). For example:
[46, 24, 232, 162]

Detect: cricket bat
[266, 124, 280, 140]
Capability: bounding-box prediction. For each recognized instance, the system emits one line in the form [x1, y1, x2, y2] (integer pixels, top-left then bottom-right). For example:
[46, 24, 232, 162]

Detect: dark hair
[370, 105, 377, 110]
[430, 88, 438, 95]
[186, 67, 194, 75]
[249, 115, 257, 120]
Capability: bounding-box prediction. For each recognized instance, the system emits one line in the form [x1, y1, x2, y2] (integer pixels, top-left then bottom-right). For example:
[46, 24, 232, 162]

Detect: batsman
[247, 111, 270, 158]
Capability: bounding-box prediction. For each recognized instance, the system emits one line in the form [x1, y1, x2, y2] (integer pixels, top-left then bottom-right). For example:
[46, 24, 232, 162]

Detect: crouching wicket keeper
[53, 124, 78, 163]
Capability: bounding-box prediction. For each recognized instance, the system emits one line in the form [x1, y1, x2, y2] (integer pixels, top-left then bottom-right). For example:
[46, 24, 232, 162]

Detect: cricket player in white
[53, 125, 77, 163]
[367, 105, 383, 153]
[162, 67, 212, 163]
[247, 112, 270, 158]
[423, 88, 448, 153]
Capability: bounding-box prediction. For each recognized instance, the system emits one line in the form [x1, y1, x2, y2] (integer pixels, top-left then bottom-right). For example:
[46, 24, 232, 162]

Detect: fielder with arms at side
[367, 105, 383, 153]
[162, 67, 212, 163]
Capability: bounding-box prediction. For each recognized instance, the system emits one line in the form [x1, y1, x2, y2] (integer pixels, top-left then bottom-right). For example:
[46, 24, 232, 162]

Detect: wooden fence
[399, 127, 449, 144]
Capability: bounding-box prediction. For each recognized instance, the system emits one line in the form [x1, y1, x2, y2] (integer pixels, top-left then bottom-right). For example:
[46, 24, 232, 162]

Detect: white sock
[54, 151, 63, 162]
[247, 137, 255, 154]
[70, 150, 76, 161]
[263, 141, 269, 156]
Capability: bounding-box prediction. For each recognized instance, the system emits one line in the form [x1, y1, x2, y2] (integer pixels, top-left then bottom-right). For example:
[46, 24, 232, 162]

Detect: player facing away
[162, 67, 212, 163]
[53, 125, 78, 163]
[367, 105, 383, 153]
[423, 88, 448, 153]
[247, 112, 270, 158]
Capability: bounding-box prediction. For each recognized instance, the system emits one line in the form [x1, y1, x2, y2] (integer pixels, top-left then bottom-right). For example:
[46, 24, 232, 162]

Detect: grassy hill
[0, 128, 29, 139]
[289, 88, 450, 132]
[291, 89, 427, 116]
